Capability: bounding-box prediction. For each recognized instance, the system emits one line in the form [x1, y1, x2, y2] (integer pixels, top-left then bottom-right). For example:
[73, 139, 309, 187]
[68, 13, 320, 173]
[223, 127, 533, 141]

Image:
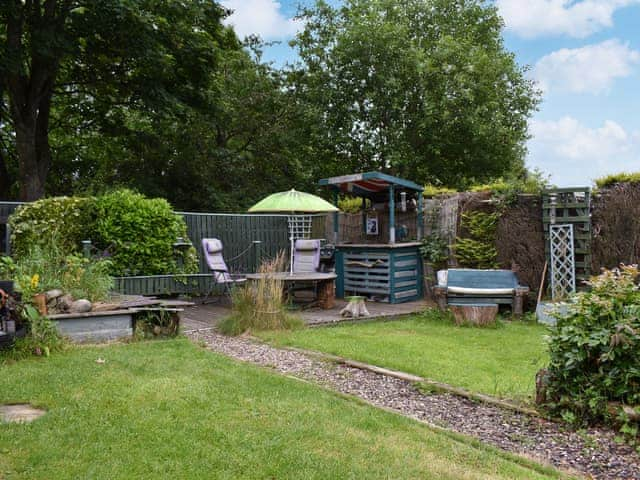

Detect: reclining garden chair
[201, 238, 246, 302]
[293, 239, 321, 273]
[290, 239, 322, 303]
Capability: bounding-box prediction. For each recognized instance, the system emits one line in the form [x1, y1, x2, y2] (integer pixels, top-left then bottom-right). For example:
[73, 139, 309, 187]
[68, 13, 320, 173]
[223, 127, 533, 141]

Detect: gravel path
[187, 330, 640, 480]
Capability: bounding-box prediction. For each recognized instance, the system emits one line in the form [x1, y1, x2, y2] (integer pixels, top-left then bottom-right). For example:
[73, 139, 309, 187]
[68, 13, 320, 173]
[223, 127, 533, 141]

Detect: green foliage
[3, 238, 112, 303]
[7, 305, 65, 359]
[420, 235, 449, 265]
[93, 190, 197, 276]
[454, 211, 499, 268]
[1, 0, 236, 201]
[133, 310, 180, 340]
[9, 190, 197, 278]
[470, 169, 550, 199]
[595, 172, 640, 189]
[337, 196, 370, 213]
[544, 266, 640, 436]
[9, 197, 95, 257]
[292, 0, 540, 188]
[423, 185, 458, 198]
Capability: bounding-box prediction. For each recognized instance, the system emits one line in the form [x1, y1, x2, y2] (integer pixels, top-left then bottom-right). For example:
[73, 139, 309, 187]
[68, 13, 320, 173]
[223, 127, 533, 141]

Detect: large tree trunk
[15, 126, 46, 201]
[0, 151, 11, 199]
[4, 0, 61, 201]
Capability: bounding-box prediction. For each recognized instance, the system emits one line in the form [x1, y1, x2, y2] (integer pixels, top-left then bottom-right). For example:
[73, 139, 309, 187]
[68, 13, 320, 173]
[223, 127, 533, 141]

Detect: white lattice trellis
[287, 215, 313, 241]
[287, 215, 313, 273]
[550, 224, 576, 300]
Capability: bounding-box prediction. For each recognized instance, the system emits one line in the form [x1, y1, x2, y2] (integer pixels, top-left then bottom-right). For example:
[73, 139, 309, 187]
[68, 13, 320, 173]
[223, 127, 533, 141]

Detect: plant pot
[33, 293, 48, 315]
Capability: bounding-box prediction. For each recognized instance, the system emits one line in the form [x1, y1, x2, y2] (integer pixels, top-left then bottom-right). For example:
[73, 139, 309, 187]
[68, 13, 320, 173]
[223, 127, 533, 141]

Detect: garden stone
[44, 289, 64, 302]
[70, 299, 92, 313]
[0, 404, 46, 423]
[57, 294, 74, 312]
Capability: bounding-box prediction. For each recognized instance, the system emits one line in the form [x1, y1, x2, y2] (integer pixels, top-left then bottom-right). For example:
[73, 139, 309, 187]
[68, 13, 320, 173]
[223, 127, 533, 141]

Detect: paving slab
[181, 299, 432, 332]
[0, 404, 46, 423]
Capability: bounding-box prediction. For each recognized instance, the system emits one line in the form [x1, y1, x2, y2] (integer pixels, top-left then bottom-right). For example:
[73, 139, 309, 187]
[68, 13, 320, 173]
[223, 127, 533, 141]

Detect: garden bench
[433, 269, 529, 316]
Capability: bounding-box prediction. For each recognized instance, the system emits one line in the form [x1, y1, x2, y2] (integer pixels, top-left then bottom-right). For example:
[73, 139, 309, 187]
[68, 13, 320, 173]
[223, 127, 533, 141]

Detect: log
[449, 304, 498, 326]
[340, 296, 370, 318]
[316, 279, 335, 310]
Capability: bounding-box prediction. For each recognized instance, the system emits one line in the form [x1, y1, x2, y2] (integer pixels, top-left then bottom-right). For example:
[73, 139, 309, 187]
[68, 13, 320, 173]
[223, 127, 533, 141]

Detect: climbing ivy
[454, 211, 499, 269]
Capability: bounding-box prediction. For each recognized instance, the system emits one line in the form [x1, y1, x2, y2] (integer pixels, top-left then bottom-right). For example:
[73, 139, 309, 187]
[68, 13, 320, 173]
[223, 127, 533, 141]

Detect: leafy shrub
[420, 235, 449, 266]
[470, 169, 551, 203]
[338, 196, 370, 213]
[595, 172, 640, 189]
[9, 196, 95, 258]
[454, 211, 499, 269]
[93, 189, 198, 276]
[4, 304, 65, 360]
[423, 184, 458, 198]
[543, 265, 640, 434]
[133, 310, 180, 339]
[4, 239, 112, 302]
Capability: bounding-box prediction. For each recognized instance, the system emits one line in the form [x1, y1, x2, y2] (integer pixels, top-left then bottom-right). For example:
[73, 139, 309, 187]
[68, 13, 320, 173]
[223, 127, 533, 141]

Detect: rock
[44, 289, 64, 302]
[57, 294, 74, 312]
[69, 299, 92, 313]
[622, 405, 640, 422]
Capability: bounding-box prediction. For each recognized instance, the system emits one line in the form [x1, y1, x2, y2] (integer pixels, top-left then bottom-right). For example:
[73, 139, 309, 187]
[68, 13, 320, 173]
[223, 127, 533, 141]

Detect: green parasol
[249, 189, 338, 273]
[248, 189, 338, 213]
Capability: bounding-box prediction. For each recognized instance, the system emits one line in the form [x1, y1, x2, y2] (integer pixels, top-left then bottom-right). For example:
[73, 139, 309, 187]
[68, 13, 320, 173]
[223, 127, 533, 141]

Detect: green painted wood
[542, 188, 592, 283]
[337, 244, 422, 303]
[113, 274, 219, 296]
[179, 212, 291, 275]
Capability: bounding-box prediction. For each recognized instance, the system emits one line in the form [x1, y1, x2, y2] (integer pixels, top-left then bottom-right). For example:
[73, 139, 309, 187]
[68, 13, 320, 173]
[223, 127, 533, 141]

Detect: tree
[45, 39, 313, 212]
[291, 0, 540, 188]
[0, 0, 232, 200]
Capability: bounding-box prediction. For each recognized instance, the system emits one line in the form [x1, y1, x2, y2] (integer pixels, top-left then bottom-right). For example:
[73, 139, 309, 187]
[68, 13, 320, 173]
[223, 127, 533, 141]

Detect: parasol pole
[288, 215, 295, 275]
[290, 216, 294, 275]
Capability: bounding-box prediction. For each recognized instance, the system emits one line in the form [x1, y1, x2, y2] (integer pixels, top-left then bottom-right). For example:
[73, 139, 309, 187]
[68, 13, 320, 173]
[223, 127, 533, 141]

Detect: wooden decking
[181, 299, 431, 332]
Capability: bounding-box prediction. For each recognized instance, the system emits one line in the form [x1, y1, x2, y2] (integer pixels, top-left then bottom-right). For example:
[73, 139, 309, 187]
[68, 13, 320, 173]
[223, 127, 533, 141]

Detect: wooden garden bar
[319, 172, 424, 304]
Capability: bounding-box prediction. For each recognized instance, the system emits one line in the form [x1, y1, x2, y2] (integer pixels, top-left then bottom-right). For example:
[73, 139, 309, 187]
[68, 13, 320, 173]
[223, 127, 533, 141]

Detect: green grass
[259, 311, 549, 402]
[0, 339, 566, 479]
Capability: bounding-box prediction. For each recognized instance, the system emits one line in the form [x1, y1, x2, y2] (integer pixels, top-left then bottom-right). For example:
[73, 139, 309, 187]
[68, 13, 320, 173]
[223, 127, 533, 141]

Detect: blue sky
[221, 0, 640, 186]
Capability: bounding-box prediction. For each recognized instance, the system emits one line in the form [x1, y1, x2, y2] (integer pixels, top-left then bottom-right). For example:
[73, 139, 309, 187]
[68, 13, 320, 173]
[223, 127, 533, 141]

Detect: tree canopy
[290, 0, 540, 188]
[1, 0, 541, 209]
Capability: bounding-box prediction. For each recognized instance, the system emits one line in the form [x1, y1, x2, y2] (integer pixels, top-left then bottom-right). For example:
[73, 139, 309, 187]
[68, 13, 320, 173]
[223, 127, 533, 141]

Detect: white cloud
[527, 116, 640, 185]
[221, 0, 300, 40]
[533, 40, 640, 94]
[497, 0, 640, 38]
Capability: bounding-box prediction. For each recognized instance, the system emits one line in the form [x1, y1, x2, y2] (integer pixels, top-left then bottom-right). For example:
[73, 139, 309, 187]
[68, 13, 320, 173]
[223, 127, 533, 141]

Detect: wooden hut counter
[319, 172, 424, 304]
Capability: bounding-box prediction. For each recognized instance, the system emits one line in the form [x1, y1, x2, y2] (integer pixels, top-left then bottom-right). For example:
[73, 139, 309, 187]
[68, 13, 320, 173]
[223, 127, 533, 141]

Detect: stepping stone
[0, 404, 46, 423]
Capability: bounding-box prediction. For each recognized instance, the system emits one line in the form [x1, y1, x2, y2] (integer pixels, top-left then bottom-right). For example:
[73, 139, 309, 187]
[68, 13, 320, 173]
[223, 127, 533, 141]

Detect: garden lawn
[0, 339, 565, 479]
[259, 312, 548, 402]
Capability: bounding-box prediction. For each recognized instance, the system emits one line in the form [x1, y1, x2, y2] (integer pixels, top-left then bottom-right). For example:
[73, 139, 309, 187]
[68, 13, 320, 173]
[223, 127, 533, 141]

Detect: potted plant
[419, 235, 449, 299]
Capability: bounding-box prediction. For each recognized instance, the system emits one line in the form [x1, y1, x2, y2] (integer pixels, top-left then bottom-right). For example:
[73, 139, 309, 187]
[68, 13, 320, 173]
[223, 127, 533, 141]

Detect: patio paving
[181, 299, 432, 332]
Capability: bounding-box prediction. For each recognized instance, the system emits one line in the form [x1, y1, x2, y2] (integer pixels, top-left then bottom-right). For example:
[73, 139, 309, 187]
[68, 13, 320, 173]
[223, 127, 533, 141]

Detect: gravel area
[188, 330, 640, 480]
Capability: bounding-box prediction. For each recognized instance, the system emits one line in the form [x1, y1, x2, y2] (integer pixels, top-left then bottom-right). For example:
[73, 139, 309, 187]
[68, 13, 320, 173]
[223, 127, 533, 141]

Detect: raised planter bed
[49, 310, 134, 343]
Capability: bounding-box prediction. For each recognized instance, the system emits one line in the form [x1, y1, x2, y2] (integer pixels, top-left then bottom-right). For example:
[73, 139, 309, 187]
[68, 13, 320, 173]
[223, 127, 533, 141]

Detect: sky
[220, 0, 640, 187]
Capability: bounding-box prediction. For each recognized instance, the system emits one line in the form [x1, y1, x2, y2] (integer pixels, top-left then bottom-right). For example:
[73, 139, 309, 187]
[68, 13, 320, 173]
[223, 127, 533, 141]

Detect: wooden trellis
[549, 224, 576, 300]
[542, 188, 591, 287]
